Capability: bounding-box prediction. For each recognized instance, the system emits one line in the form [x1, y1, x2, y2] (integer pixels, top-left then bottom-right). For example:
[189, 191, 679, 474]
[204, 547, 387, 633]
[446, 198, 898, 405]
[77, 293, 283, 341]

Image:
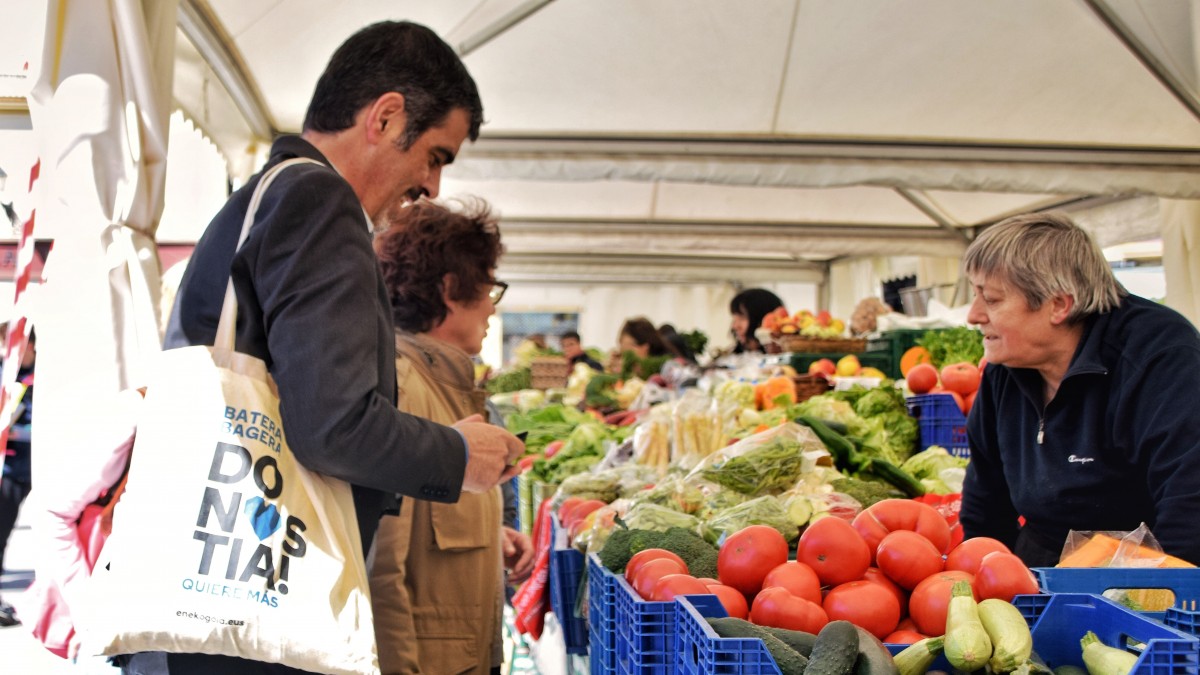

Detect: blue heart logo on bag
[244, 496, 282, 540]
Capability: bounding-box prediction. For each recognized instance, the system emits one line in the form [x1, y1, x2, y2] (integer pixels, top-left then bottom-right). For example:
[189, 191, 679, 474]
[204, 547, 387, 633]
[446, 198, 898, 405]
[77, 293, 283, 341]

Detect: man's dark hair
[561, 331, 581, 342]
[303, 21, 484, 148]
[375, 199, 503, 333]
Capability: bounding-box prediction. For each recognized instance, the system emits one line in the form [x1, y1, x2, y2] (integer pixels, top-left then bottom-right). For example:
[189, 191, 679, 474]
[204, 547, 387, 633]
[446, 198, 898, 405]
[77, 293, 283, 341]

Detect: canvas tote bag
[80, 158, 379, 675]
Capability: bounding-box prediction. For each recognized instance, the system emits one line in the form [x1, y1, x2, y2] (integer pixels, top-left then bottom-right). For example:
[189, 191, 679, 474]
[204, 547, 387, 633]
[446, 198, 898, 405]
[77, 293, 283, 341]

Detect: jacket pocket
[429, 493, 493, 550]
[411, 605, 485, 674]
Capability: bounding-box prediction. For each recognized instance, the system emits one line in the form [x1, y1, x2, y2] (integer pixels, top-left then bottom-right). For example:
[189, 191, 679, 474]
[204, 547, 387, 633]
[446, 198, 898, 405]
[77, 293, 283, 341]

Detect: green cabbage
[901, 445, 969, 480]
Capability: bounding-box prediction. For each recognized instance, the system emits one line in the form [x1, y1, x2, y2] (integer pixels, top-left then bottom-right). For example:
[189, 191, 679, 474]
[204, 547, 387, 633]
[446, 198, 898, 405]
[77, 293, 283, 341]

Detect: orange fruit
[900, 346, 933, 377]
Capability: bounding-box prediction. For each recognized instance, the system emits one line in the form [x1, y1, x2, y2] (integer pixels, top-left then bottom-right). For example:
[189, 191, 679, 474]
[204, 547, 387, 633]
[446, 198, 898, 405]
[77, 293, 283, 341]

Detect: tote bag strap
[214, 158, 324, 352]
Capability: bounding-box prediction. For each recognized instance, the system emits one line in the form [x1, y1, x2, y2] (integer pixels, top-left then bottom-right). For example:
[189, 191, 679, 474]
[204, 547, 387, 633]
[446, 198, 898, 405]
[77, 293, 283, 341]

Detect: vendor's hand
[455, 414, 525, 494]
[502, 526, 535, 584]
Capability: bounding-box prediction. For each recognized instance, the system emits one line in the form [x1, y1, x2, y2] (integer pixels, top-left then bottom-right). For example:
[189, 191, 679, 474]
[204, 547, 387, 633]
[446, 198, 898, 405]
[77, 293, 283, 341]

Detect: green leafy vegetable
[918, 327, 984, 368]
[699, 436, 807, 496]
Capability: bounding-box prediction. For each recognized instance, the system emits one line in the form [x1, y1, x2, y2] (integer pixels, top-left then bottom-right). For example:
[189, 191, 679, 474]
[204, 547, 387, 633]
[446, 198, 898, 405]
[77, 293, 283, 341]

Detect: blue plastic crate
[677, 595, 783, 675]
[549, 544, 589, 655]
[1024, 593, 1198, 674]
[685, 592, 1196, 675]
[1036, 567, 1200, 637]
[587, 552, 619, 675]
[614, 574, 676, 674]
[905, 393, 969, 457]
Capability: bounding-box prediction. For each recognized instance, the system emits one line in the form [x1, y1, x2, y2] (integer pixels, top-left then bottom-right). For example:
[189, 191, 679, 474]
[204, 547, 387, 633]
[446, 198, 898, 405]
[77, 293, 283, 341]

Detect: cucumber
[806, 620, 861, 675]
[707, 617, 810, 675]
[760, 625, 818, 657]
[796, 416, 859, 471]
[854, 626, 899, 675]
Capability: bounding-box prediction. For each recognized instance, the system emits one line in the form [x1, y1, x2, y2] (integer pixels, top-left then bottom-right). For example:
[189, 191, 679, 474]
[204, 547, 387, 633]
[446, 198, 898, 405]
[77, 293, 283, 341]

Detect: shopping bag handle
[214, 158, 323, 352]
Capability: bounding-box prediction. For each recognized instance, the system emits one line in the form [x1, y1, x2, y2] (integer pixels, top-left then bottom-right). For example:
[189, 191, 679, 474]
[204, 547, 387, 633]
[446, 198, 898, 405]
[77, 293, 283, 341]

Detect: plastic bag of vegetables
[685, 422, 830, 497]
[701, 495, 799, 545]
[627, 475, 706, 514]
[620, 502, 701, 533]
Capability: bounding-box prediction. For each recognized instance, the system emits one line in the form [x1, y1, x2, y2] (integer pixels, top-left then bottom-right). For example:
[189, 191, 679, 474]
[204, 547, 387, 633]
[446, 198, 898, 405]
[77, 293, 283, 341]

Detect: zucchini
[977, 598, 1033, 671]
[944, 581, 992, 672]
[892, 636, 943, 675]
[796, 416, 859, 471]
[861, 457, 925, 498]
[706, 617, 810, 675]
[1080, 630, 1138, 675]
[806, 620, 861, 675]
[854, 626, 899, 675]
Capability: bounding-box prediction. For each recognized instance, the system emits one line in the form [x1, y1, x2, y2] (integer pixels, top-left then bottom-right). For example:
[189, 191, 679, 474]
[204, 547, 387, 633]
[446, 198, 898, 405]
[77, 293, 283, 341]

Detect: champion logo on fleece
[1068, 454, 1095, 464]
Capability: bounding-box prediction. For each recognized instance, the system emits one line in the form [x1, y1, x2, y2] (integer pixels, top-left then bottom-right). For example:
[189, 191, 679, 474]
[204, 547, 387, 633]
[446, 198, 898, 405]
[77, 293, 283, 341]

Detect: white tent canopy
[165, 0, 1200, 292]
[4, 0, 1199, 336]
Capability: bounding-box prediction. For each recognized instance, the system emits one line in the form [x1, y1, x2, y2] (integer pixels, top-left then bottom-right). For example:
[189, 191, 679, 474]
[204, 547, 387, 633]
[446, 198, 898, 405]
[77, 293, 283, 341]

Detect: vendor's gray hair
[963, 212, 1125, 323]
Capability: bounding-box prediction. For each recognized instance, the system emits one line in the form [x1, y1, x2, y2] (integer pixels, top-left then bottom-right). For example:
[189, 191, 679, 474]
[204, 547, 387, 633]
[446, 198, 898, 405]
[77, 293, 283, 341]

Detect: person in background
[618, 317, 672, 358]
[0, 329, 33, 628]
[560, 330, 603, 371]
[371, 199, 535, 675]
[729, 288, 785, 353]
[658, 323, 696, 363]
[154, 21, 523, 673]
[959, 212, 1200, 567]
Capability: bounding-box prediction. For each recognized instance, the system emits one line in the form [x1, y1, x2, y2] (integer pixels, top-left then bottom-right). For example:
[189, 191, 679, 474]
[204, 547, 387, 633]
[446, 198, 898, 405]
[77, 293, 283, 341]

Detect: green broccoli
[830, 477, 904, 507]
[598, 526, 640, 572]
[629, 527, 720, 579]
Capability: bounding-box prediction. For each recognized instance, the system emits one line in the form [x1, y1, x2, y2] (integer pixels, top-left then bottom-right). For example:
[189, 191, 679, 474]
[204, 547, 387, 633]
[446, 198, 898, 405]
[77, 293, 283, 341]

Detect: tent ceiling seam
[769, 0, 803, 134]
[178, 0, 275, 140]
[895, 188, 971, 244]
[1085, 0, 1200, 123]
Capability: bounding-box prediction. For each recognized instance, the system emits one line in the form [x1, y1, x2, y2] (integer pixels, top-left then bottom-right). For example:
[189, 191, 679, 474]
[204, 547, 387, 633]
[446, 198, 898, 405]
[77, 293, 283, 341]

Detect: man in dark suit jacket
[121, 21, 524, 675]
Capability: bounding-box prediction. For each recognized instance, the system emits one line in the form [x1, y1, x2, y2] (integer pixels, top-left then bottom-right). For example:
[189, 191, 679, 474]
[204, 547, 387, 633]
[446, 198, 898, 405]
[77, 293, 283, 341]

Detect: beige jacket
[369, 332, 504, 675]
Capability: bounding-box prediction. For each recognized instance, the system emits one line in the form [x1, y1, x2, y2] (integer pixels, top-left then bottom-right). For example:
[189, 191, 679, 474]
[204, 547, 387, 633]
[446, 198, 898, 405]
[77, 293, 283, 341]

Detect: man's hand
[502, 526, 535, 584]
[455, 414, 525, 494]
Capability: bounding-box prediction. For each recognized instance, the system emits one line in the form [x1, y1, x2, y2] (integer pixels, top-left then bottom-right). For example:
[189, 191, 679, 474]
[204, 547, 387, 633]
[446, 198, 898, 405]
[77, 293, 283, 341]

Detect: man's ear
[1049, 293, 1075, 325]
[364, 92, 407, 144]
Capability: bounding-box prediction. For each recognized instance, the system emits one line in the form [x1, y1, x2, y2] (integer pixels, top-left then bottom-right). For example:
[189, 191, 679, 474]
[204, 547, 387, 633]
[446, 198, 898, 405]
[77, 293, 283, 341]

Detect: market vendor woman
[959, 212, 1200, 568]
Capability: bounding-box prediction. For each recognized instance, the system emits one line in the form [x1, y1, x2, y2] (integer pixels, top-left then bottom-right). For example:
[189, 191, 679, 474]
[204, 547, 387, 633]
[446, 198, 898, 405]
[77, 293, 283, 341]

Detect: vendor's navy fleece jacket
[961, 294, 1200, 567]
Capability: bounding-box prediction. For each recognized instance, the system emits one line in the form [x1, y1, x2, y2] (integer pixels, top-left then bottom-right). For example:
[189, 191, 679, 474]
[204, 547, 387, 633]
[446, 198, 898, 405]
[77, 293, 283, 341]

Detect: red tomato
[940, 362, 980, 396]
[884, 629, 928, 645]
[718, 525, 790, 595]
[544, 440, 565, 458]
[977, 358, 988, 383]
[695, 578, 719, 585]
[632, 558, 688, 599]
[761, 561, 823, 605]
[651, 573, 710, 602]
[907, 363, 939, 394]
[853, 499, 952, 562]
[703, 582, 750, 620]
[557, 497, 583, 521]
[518, 454, 540, 472]
[862, 567, 908, 617]
[909, 570, 974, 635]
[796, 516, 871, 586]
[876, 530, 946, 590]
[963, 390, 977, 414]
[626, 549, 687, 582]
[945, 537, 1011, 576]
[973, 551, 1039, 602]
[823, 580, 902, 640]
[561, 499, 606, 530]
[896, 617, 920, 632]
[750, 587, 829, 634]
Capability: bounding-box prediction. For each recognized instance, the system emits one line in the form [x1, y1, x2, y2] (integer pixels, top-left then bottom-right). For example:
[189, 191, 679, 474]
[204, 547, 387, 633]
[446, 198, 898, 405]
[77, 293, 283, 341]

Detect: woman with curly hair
[371, 199, 534, 675]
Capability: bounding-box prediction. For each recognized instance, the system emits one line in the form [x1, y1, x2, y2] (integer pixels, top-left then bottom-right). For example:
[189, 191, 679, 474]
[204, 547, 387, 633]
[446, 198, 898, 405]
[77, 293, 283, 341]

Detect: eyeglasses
[488, 280, 509, 305]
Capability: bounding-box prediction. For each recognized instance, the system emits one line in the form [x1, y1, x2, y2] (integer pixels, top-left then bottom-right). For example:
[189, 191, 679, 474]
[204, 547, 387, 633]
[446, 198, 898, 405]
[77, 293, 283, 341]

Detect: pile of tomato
[625, 498, 1039, 644]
